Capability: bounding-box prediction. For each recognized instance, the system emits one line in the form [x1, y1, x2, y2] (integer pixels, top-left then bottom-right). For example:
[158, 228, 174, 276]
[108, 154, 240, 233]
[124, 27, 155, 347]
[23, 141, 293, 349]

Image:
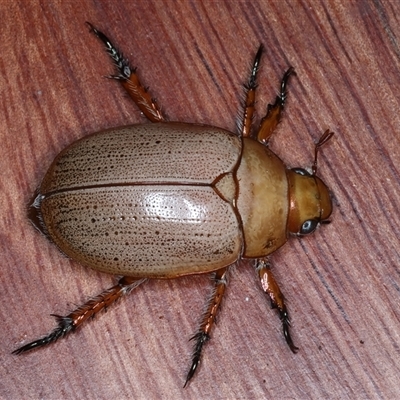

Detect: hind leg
[87, 22, 165, 122]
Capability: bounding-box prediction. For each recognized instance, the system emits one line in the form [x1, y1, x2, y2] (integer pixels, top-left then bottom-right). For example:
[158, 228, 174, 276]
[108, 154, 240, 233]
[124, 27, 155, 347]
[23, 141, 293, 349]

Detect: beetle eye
[292, 168, 311, 176]
[300, 219, 319, 234]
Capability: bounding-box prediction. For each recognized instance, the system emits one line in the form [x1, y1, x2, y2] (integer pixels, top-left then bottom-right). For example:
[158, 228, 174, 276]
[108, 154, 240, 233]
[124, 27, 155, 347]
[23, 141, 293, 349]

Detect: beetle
[13, 23, 333, 386]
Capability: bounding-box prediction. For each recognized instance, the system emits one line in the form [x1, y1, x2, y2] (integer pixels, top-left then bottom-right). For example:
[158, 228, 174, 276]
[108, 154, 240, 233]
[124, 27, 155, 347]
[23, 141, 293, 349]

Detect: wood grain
[1, 1, 399, 399]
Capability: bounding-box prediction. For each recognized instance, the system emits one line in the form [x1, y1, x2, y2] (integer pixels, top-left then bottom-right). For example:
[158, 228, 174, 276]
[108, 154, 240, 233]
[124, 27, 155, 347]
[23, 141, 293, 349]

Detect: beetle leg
[13, 276, 145, 354]
[184, 267, 228, 387]
[240, 45, 263, 138]
[256, 67, 295, 144]
[255, 259, 299, 353]
[86, 22, 165, 122]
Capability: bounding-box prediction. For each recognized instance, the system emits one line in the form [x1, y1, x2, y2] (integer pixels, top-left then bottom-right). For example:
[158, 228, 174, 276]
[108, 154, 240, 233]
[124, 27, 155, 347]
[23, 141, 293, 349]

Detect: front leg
[255, 259, 299, 353]
[256, 67, 295, 144]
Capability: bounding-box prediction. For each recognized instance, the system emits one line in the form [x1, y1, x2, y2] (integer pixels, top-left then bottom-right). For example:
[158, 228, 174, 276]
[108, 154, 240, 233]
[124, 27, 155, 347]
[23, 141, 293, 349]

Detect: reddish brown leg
[87, 22, 165, 122]
[256, 67, 295, 144]
[184, 267, 228, 387]
[255, 259, 298, 353]
[13, 276, 145, 354]
[240, 45, 263, 138]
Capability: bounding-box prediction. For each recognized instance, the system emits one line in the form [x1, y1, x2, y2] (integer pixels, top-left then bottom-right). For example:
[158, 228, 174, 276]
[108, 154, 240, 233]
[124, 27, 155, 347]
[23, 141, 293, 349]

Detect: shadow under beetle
[13, 23, 334, 386]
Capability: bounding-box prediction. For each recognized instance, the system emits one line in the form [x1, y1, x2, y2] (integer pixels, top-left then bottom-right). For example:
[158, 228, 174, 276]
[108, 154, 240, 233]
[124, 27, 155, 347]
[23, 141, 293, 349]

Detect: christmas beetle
[14, 23, 333, 386]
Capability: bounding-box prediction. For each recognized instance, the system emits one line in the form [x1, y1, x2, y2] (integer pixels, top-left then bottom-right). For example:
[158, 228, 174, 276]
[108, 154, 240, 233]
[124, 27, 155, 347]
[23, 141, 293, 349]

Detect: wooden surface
[1, 1, 399, 399]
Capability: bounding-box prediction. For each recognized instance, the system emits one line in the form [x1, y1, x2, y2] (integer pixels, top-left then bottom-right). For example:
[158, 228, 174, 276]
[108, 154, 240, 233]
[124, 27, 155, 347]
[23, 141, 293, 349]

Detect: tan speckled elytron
[40, 123, 244, 277]
[14, 23, 334, 386]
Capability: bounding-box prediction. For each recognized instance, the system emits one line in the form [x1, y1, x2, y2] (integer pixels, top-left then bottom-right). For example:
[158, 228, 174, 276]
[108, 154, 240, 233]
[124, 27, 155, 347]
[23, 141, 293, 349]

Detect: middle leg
[184, 267, 229, 387]
[240, 45, 263, 138]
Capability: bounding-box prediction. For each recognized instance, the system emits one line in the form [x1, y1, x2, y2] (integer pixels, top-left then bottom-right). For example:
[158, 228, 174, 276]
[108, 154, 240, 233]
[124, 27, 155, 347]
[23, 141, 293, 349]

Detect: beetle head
[286, 168, 332, 235]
